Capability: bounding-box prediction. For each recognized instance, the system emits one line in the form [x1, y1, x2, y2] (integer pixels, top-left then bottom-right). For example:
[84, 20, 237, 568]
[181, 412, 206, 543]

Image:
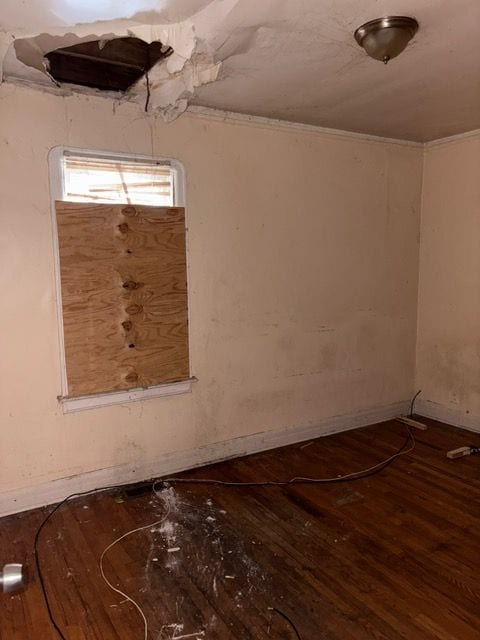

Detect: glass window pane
[62, 156, 174, 206]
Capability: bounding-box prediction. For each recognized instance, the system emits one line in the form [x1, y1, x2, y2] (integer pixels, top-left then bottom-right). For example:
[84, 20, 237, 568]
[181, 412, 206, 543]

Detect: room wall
[415, 133, 480, 429]
[0, 83, 423, 505]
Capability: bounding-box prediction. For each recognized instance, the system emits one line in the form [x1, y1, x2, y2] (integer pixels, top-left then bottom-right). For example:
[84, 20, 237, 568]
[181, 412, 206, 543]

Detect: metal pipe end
[0, 564, 24, 594]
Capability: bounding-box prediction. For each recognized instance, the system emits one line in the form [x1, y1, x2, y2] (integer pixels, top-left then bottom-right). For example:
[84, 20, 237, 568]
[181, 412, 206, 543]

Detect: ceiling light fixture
[354, 16, 419, 64]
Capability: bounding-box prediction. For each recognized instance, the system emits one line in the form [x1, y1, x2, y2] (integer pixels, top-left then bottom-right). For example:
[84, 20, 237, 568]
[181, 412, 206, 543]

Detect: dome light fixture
[354, 16, 419, 64]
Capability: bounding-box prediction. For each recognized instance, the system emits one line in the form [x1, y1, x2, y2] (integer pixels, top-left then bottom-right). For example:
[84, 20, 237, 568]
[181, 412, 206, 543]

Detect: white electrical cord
[154, 427, 416, 489]
[99, 501, 171, 640]
[98, 426, 415, 640]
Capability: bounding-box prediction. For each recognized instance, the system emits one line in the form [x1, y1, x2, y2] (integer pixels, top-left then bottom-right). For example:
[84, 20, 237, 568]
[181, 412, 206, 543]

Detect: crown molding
[424, 128, 480, 149]
[3, 79, 479, 149]
[186, 105, 424, 148]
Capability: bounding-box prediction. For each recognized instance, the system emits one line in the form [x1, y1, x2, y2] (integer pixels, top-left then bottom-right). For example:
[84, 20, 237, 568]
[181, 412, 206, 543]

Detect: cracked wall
[0, 82, 423, 503]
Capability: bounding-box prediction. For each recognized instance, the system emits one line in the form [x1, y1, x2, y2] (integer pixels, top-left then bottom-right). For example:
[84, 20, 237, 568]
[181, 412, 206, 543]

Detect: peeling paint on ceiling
[0, 0, 479, 141]
[0, 0, 231, 119]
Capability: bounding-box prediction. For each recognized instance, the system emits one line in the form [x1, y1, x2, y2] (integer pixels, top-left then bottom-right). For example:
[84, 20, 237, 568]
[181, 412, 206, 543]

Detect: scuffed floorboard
[1, 419, 480, 639]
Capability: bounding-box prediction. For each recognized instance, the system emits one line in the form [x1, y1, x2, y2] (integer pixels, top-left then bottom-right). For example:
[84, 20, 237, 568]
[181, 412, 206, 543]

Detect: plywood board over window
[55, 201, 189, 398]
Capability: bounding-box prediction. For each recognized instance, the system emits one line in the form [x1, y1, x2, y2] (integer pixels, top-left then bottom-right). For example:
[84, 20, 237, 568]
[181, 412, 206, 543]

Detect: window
[49, 148, 191, 412]
[62, 154, 175, 206]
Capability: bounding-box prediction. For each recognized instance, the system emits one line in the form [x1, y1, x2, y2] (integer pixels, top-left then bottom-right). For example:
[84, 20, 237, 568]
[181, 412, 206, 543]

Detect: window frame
[48, 146, 193, 413]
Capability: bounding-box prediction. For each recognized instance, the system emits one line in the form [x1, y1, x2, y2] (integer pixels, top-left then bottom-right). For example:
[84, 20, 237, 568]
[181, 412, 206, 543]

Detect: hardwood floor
[1, 418, 479, 639]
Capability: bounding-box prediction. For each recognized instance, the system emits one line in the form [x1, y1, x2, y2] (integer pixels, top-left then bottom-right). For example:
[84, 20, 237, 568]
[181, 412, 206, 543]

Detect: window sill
[59, 378, 195, 414]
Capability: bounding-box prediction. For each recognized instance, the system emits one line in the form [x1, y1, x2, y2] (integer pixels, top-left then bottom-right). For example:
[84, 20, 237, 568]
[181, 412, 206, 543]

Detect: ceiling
[1, 0, 479, 141]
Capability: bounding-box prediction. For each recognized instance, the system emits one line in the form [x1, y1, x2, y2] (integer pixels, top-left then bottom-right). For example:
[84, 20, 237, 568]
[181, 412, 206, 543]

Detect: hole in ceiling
[44, 37, 173, 92]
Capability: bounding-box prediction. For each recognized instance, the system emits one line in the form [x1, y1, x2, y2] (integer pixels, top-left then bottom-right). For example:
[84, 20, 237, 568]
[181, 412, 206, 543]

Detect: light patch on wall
[45, 0, 211, 25]
[0, 0, 216, 32]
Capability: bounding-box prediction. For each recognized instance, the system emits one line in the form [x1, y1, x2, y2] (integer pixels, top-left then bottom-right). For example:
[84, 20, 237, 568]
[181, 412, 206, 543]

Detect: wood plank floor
[1, 418, 479, 640]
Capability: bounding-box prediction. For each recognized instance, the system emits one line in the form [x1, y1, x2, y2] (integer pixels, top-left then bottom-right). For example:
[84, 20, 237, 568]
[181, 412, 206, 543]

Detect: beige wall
[0, 83, 423, 495]
[416, 134, 480, 423]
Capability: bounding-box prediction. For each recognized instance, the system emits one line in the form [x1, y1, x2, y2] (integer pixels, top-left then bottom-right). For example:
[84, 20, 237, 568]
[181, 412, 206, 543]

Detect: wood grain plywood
[55, 201, 189, 397]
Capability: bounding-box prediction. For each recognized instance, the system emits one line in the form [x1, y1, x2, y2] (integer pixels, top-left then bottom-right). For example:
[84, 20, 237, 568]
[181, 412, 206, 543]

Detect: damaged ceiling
[1, 0, 479, 141]
[44, 38, 173, 92]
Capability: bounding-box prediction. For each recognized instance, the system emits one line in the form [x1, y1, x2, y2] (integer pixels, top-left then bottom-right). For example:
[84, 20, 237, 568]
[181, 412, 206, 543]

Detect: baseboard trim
[417, 399, 480, 434]
[0, 400, 409, 518]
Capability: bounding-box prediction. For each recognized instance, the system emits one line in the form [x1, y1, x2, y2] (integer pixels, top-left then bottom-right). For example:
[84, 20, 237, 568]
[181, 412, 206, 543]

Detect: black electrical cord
[34, 485, 125, 640]
[34, 423, 415, 639]
[410, 389, 422, 417]
[144, 70, 151, 113]
[270, 607, 303, 640]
